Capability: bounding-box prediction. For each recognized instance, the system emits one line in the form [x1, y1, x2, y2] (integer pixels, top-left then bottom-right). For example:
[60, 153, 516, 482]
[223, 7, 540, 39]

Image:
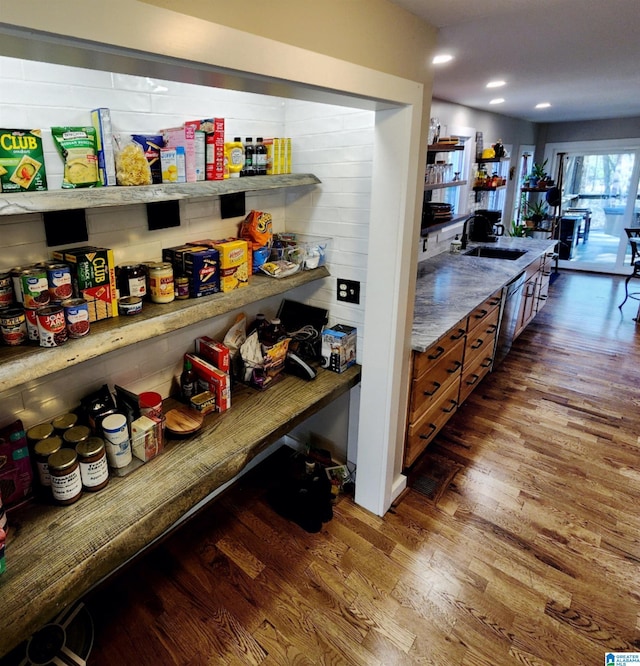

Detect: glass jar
[63, 424, 91, 448]
[48, 448, 83, 505]
[52, 413, 78, 435]
[76, 437, 109, 492]
[34, 435, 63, 487]
[148, 262, 175, 304]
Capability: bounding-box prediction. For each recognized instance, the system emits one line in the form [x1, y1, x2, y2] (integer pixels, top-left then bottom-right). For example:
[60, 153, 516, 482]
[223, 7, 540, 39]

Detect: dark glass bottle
[260, 317, 287, 346]
[255, 137, 267, 176]
[180, 358, 197, 401]
[242, 137, 255, 176]
[248, 313, 270, 338]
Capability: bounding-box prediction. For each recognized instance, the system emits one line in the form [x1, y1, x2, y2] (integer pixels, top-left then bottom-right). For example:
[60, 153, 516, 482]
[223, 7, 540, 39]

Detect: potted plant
[525, 199, 548, 227]
[528, 160, 548, 188]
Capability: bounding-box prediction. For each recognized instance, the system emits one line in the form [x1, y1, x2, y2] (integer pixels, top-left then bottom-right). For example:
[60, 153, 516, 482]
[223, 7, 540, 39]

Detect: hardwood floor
[86, 271, 640, 665]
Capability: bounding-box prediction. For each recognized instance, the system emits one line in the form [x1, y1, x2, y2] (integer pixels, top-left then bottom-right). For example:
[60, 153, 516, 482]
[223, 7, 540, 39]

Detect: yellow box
[214, 239, 249, 292]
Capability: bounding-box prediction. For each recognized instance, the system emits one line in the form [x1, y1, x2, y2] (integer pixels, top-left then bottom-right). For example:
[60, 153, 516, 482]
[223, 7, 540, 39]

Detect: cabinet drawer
[464, 306, 499, 367]
[412, 325, 466, 379]
[409, 337, 464, 421]
[404, 378, 460, 468]
[466, 288, 502, 333]
[459, 350, 494, 404]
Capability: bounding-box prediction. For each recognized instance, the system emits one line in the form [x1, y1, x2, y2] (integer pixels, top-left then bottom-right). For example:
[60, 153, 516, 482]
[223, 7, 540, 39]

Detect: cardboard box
[91, 109, 117, 186]
[131, 414, 164, 462]
[161, 126, 197, 182]
[0, 129, 48, 193]
[213, 239, 249, 292]
[185, 118, 225, 181]
[183, 248, 220, 297]
[162, 244, 209, 275]
[51, 246, 118, 321]
[195, 336, 230, 373]
[186, 353, 231, 411]
[0, 419, 33, 509]
[321, 324, 357, 373]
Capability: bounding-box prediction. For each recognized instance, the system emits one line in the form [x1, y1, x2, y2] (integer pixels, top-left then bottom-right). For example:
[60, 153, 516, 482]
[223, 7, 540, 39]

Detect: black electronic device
[277, 299, 329, 361]
[285, 352, 317, 380]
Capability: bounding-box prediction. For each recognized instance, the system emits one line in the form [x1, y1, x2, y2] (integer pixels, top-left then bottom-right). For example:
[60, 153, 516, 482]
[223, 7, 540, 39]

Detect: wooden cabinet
[514, 251, 554, 339]
[404, 288, 502, 469]
[537, 251, 554, 312]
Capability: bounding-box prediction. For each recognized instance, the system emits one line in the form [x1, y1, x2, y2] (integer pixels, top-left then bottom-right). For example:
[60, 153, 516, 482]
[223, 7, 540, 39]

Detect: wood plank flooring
[86, 271, 640, 665]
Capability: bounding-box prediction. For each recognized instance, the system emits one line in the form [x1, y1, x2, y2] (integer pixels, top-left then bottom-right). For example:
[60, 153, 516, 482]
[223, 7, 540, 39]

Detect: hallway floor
[85, 271, 640, 665]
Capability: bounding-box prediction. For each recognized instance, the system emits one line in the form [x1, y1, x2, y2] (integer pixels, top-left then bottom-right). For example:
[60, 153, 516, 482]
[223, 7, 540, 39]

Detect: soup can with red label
[0, 272, 13, 309]
[62, 298, 90, 338]
[25, 308, 40, 342]
[21, 268, 50, 309]
[47, 263, 73, 302]
[36, 305, 67, 347]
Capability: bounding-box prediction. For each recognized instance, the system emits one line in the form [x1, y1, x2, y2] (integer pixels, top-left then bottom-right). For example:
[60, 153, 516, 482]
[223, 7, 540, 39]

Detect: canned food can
[21, 268, 50, 309]
[62, 298, 90, 338]
[46, 263, 73, 302]
[10, 267, 26, 304]
[0, 306, 27, 346]
[0, 272, 13, 309]
[25, 308, 39, 342]
[118, 296, 143, 316]
[36, 305, 67, 347]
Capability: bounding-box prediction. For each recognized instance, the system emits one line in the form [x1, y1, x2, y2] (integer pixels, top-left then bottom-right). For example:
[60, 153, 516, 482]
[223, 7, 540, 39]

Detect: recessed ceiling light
[486, 80, 506, 88]
[432, 54, 454, 65]
[535, 102, 551, 109]
[489, 98, 505, 105]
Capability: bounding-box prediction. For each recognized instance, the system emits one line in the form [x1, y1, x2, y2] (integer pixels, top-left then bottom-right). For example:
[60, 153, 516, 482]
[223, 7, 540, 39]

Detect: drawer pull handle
[486, 325, 497, 334]
[481, 357, 493, 368]
[474, 309, 488, 319]
[466, 373, 480, 386]
[488, 297, 501, 306]
[423, 381, 441, 396]
[539, 295, 548, 300]
[442, 399, 457, 414]
[419, 424, 437, 440]
[471, 338, 484, 349]
[428, 346, 445, 360]
[447, 360, 462, 373]
[450, 328, 465, 340]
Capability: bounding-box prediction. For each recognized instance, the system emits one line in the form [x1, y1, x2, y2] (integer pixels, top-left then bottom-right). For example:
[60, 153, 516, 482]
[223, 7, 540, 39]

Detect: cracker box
[183, 248, 220, 298]
[195, 336, 230, 373]
[213, 239, 249, 292]
[186, 353, 231, 412]
[0, 129, 48, 193]
[51, 246, 118, 321]
[321, 324, 357, 373]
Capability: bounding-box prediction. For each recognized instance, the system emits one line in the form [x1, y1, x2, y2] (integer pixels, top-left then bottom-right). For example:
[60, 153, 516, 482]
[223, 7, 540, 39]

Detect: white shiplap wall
[0, 56, 372, 444]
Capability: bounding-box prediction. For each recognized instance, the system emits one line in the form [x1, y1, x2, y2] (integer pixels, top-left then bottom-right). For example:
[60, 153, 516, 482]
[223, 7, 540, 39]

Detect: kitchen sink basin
[463, 247, 528, 260]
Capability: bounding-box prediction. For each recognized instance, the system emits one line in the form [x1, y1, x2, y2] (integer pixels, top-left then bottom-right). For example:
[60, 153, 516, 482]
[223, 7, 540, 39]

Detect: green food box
[0, 129, 48, 193]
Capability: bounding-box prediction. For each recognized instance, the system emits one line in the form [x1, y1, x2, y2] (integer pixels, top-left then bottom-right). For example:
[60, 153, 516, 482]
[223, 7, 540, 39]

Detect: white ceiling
[389, 0, 640, 123]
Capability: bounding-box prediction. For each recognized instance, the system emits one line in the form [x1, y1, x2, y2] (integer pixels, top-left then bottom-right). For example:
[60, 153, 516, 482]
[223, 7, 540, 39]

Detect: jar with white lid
[148, 262, 175, 304]
[101, 413, 132, 468]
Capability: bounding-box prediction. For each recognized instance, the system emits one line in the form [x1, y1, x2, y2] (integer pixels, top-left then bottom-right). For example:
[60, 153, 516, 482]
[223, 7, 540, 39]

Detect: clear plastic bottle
[242, 137, 255, 176]
[255, 137, 267, 176]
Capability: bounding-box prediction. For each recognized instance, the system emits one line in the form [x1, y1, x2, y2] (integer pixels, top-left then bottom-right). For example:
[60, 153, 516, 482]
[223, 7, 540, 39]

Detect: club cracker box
[0, 129, 48, 193]
[186, 353, 231, 412]
[51, 246, 118, 321]
[91, 109, 117, 186]
[195, 336, 230, 373]
[183, 247, 220, 298]
[161, 125, 197, 182]
[185, 118, 225, 181]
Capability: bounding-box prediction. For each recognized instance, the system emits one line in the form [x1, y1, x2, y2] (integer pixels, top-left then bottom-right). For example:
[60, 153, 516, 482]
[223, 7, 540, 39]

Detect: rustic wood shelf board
[0, 174, 321, 216]
[0, 364, 361, 656]
[0, 267, 330, 393]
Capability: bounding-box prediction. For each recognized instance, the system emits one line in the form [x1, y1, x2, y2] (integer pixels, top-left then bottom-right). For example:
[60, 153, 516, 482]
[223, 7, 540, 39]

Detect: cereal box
[51, 246, 118, 321]
[0, 129, 48, 193]
[213, 239, 249, 292]
[185, 118, 225, 181]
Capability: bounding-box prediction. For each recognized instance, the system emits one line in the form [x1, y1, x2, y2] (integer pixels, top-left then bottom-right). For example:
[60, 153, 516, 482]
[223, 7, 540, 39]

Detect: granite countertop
[411, 237, 557, 352]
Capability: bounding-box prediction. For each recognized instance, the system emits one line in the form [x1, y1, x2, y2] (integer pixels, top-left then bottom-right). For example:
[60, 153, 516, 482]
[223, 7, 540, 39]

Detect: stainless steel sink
[463, 247, 528, 260]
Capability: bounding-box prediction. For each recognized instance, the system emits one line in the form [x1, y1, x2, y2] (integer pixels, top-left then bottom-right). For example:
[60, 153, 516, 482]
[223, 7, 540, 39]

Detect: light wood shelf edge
[0, 364, 361, 657]
[0, 173, 321, 216]
[0, 267, 331, 393]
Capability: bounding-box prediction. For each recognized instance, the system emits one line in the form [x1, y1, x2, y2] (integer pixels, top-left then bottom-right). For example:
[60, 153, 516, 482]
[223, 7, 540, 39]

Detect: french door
[545, 140, 640, 274]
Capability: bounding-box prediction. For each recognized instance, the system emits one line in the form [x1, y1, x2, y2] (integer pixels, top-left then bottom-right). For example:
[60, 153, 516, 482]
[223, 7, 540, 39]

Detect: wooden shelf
[0, 267, 330, 393]
[0, 364, 361, 656]
[521, 187, 550, 193]
[0, 173, 321, 216]
[473, 185, 506, 192]
[427, 144, 464, 153]
[477, 157, 509, 164]
[424, 179, 467, 191]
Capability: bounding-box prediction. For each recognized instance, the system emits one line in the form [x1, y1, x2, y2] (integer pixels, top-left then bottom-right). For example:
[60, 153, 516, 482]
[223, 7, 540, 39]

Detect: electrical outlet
[337, 278, 360, 304]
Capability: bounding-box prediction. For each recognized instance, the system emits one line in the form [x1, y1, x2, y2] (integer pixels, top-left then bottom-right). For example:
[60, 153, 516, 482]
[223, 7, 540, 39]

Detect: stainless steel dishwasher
[494, 271, 526, 366]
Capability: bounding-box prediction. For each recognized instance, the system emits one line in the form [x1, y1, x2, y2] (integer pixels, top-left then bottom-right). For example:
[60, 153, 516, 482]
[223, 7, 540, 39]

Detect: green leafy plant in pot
[525, 199, 549, 228]
[528, 160, 548, 187]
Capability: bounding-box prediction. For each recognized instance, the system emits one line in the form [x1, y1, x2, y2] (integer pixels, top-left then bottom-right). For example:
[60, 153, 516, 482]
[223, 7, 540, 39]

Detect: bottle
[242, 137, 255, 176]
[248, 313, 269, 337]
[260, 317, 287, 346]
[181, 358, 197, 401]
[450, 235, 462, 254]
[226, 137, 244, 178]
[255, 137, 267, 176]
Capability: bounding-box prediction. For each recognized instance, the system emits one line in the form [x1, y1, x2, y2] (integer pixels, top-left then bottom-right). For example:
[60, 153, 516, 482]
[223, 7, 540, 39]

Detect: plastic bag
[114, 135, 152, 186]
[51, 126, 101, 188]
[239, 210, 273, 247]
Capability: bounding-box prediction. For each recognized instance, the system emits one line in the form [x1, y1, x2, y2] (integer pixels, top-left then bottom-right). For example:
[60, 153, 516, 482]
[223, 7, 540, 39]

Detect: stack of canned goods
[0, 263, 91, 347]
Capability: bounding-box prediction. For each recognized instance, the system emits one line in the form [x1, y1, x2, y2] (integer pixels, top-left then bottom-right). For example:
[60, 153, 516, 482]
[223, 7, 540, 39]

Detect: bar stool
[619, 260, 640, 309]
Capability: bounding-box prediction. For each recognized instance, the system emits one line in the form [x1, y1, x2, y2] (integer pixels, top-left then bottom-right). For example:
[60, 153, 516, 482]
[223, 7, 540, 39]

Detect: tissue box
[321, 325, 356, 373]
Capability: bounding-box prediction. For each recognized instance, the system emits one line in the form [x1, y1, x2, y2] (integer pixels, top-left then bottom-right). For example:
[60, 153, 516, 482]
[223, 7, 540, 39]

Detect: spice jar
[34, 436, 63, 487]
[101, 413, 132, 468]
[48, 448, 83, 505]
[76, 437, 109, 492]
[63, 424, 91, 448]
[148, 262, 175, 304]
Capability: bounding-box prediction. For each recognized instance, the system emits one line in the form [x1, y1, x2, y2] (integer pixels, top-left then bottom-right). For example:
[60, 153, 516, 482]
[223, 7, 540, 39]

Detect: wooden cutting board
[165, 406, 204, 436]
